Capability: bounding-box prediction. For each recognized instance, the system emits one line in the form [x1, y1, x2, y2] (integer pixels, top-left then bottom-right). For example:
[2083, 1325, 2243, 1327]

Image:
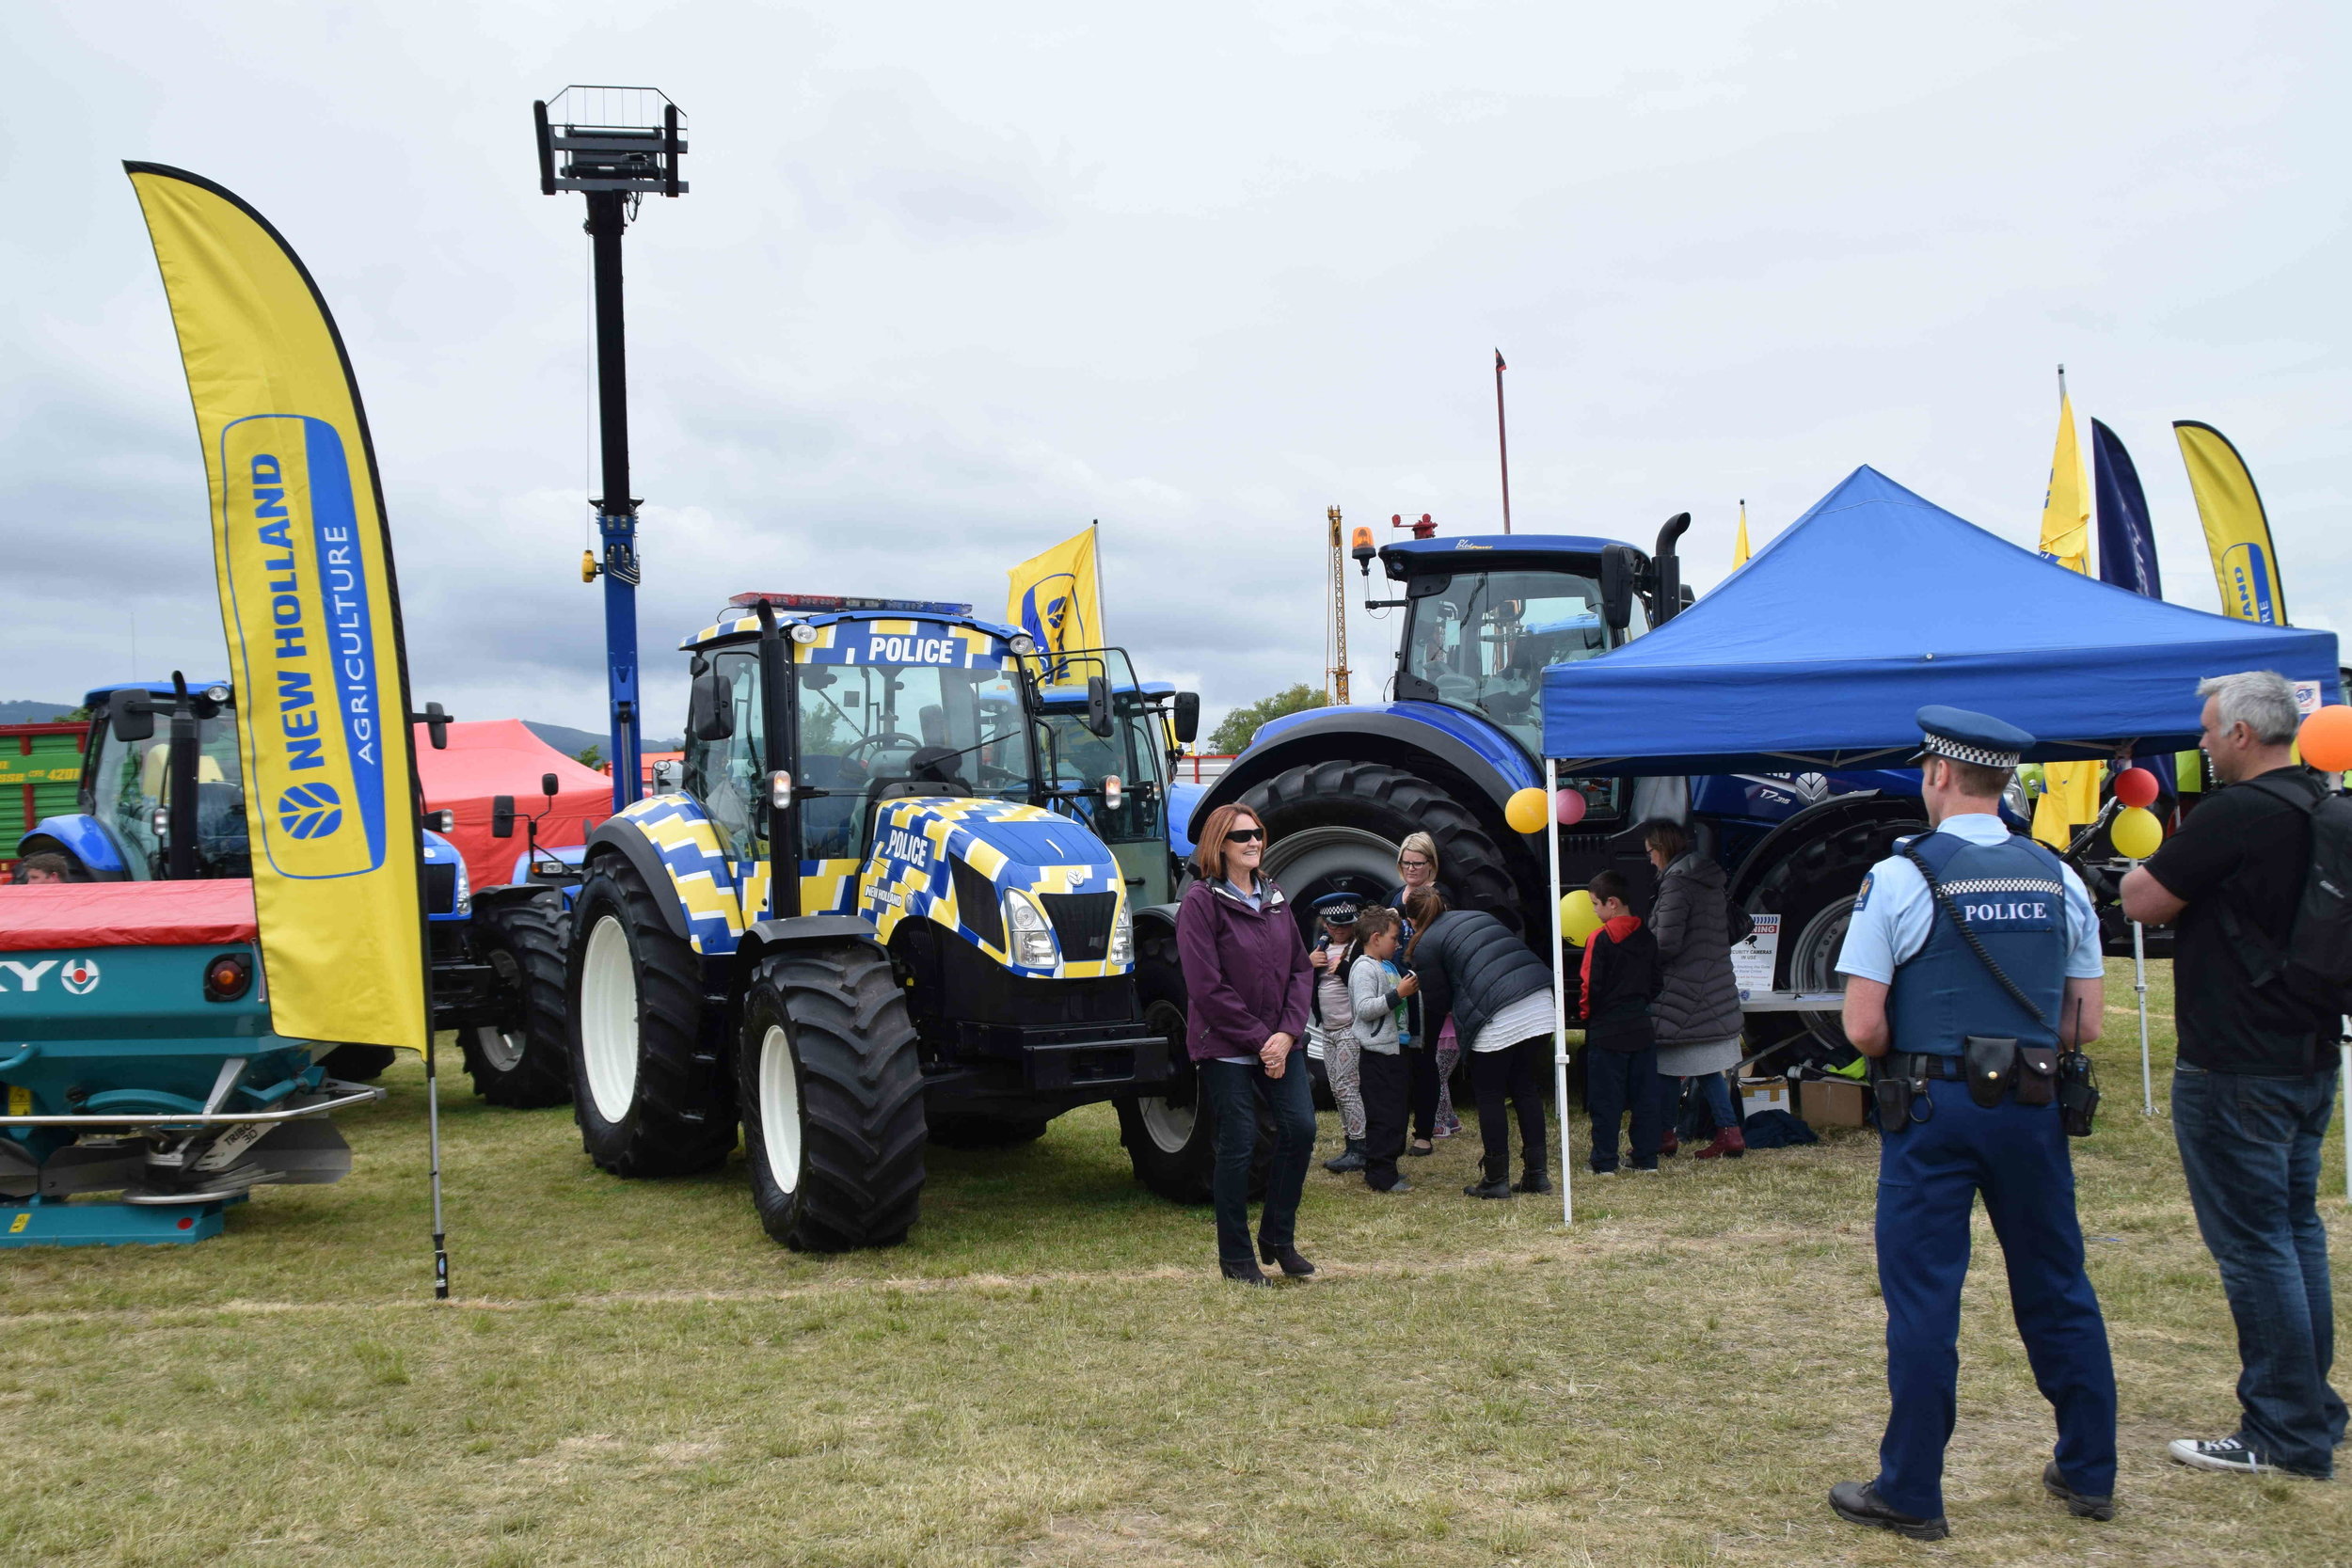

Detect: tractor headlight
[453, 855, 471, 915]
[1108, 901, 1134, 966]
[1003, 890, 1057, 968]
[1009, 633, 1039, 657]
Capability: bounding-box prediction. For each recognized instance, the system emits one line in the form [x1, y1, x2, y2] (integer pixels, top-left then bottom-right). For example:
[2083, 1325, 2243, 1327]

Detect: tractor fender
[734, 915, 887, 995]
[1189, 705, 1540, 842]
[580, 816, 701, 945]
[1725, 793, 1925, 904]
[18, 816, 132, 879]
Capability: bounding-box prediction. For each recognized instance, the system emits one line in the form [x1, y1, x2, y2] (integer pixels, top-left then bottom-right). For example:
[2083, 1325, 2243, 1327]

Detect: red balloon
[1554, 788, 1588, 826]
[2112, 767, 2159, 809]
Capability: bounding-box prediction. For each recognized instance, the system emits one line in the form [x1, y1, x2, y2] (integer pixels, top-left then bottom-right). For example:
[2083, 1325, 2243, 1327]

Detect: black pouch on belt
[1963, 1035, 2018, 1108]
[2014, 1045, 2058, 1106]
[1873, 1072, 1913, 1133]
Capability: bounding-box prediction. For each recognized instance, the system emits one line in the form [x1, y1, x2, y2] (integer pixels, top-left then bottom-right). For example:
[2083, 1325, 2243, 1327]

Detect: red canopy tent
[411, 721, 611, 890]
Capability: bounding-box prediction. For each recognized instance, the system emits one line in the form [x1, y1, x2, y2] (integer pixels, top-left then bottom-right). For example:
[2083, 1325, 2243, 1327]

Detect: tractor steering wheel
[843, 731, 924, 764]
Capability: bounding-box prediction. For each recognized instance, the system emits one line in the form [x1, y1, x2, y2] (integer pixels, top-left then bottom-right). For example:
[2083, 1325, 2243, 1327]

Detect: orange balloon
[2299, 705, 2352, 773]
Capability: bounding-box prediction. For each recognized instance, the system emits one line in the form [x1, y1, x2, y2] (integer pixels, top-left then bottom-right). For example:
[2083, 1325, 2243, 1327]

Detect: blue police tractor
[1185, 519, 2015, 1067]
[14, 678, 572, 1099]
[561, 594, 1185, 1249]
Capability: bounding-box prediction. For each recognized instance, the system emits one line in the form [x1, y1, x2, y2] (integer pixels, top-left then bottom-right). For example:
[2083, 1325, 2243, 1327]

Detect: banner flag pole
[1495, 350, 1512, 535]
[1546, 757, 1571, 1227]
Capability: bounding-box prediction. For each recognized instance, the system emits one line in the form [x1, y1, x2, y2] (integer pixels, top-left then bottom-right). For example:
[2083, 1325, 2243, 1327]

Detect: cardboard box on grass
[1738, 1077, 1790, 1120]
[1799, 1077, 1869, 1128]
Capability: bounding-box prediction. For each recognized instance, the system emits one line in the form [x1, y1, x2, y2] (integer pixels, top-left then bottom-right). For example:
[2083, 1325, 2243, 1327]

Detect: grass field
[3, 958, 2346, 1566]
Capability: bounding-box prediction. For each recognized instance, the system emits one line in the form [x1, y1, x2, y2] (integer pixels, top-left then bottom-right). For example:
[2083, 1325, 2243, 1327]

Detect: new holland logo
[60, 958, 101, 995]
[278, 782, 344, 839]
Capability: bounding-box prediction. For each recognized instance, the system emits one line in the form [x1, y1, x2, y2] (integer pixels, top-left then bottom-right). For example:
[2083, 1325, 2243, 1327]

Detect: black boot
[1258, 1239, 1315, 1277]
[1828, 1481, 1947, 1541]
[1219, 1259, 1271, 1287]
[1324, 1137, 1367, 1174]
[1463, 1178, 1514, 1200]
[1514, 1168, 1552, 1195]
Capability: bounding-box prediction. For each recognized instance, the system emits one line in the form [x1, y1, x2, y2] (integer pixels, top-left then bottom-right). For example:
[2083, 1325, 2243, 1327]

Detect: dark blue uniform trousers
[1874, 1078, 2117, 1517]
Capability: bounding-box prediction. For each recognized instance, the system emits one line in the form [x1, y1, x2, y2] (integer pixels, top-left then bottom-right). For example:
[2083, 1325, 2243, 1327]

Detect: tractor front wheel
[565, 858, 735, 1177]
[738, 942, 927, 1251]
[462, 891, 573, 1108]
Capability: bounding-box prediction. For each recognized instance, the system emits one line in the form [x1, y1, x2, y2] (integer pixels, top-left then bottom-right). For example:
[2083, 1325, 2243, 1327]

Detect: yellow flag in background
[2032, 380, 2101, 847]
[1006, 525, 1104, 657]
[2174, 421, 2288, 625]
[127, 164, 426, 1051]
[1732, 500, 1751, 568]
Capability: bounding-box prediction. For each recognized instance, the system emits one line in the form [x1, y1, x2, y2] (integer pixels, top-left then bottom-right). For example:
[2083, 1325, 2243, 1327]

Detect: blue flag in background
[2092, 419, 2162, 599]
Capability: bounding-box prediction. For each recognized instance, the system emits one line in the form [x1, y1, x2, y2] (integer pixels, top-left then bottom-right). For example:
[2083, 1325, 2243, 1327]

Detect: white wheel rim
[1789, 895, 1857, 1038]
[757, 1023, 803, 1195]
[473, 1022, 525, 1074]
[1261, 823, 1401, 904]
[580, 913, 640, 1124]
[1137, 1094, 1195, 1155]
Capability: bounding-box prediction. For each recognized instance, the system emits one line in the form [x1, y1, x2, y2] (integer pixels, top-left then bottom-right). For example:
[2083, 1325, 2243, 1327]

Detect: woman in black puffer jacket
[1403, 891, 1558, 1198]
[1644, 819, 1750, 1159]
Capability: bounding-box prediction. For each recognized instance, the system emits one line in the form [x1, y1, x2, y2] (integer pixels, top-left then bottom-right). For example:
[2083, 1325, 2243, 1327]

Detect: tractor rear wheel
[565, 858, 735, 1177]
[1115, 931, 1272, 1203]
[462, 891, 573, 1108]
[1741, 813, 1925, 1064]
[737, 942, 927, 1251]
[1241, 760, 1521, 930]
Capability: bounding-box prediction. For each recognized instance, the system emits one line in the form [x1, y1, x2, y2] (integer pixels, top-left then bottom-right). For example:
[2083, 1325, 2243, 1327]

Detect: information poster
[1731, 913, 1779, 999]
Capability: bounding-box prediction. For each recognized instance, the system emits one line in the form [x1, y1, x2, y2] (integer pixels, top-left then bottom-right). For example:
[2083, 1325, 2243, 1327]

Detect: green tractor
[563, 594, 1188, 1249]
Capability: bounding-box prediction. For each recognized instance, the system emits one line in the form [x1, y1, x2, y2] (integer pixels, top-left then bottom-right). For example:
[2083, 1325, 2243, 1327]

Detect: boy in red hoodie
[1578, 870, 1665, 1174]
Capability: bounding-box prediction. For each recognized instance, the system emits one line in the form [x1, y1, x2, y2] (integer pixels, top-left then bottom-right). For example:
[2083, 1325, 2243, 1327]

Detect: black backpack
[2233, 776, 2352, 1019]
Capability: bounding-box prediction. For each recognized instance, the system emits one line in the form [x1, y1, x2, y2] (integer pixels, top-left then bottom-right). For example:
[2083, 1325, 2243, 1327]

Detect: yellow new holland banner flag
[2175, 420, 2288, 626]
[1006, 524, 1104, 656]
[2032, 387, 2100, 847]
[127, 164, 425, 1050]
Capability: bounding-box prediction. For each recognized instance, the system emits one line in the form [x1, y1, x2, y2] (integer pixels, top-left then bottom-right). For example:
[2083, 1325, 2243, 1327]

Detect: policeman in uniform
[1826, 706, 2117, 1540]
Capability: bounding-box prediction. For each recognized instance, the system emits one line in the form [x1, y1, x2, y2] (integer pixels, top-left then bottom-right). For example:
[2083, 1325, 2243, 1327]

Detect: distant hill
[0, 700, 82, 725]
[521, 721, 683, 761]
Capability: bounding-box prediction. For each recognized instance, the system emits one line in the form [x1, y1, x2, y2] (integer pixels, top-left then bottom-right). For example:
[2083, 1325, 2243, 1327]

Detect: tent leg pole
[2342, 1040, 2350, 1207]
[2134, 916, 2152, 1116]
[1546, 759, 1570, 1227]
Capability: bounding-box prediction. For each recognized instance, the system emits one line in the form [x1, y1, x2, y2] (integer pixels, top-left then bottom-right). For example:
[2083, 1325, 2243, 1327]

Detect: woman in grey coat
[1644, 819, 1749, 1159]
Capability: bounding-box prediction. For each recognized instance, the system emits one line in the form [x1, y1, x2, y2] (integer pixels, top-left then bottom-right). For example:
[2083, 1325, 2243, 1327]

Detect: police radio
[2058, 998, 2100, 1138]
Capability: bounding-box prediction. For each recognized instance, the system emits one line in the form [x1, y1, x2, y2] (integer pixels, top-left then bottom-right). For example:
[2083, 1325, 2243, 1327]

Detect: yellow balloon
[1560, 888, 1604, 946]
[2110, 805, 2163, 861]
[1503, 786, 1549, 834]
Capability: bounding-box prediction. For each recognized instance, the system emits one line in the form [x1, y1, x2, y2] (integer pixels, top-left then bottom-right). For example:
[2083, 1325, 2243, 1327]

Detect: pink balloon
[1555, 788, 1588, 826]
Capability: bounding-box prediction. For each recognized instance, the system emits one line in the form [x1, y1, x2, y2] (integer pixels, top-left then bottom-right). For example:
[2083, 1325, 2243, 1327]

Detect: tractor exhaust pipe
[1652, 513, 1692, 625]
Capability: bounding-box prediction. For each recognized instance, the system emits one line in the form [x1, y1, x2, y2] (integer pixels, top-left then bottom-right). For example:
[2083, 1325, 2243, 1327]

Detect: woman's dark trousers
[1204, 1057, 1317, 1264]
[1586, 1045, 1661, 1172]
[1468, 1037, 1550, 1183]
[1359, 1049, 1411, 1190]
[1406, 1043, 1440, 1140]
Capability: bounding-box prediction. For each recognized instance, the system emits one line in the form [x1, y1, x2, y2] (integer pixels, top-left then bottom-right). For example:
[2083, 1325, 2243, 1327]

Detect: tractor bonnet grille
[951, 857, 1004, 948]
[1041, 892, 1118, 962]
[424, 863, 458, 913]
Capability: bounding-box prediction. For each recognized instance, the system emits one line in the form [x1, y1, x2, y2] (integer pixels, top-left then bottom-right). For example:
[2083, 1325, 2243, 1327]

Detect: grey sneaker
[2169, 1436, 2270, 1474]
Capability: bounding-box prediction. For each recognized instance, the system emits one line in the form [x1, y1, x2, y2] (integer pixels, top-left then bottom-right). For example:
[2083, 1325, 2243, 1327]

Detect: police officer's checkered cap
[1919, 735, 2020, 769]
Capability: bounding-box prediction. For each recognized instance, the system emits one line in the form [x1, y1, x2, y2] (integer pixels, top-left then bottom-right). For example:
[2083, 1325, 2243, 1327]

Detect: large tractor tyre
[319, 1044, 398, 1081]
[565, 860, 736, 1178]
[1741, 814, 1925, 1065]
[737, 942, 927, 1251]
[461, 892, 574, 1109]
[927, 1117, 1051, 1148]
[1114, 935, 1273, 1204]
[1241, 760, 1522, 932]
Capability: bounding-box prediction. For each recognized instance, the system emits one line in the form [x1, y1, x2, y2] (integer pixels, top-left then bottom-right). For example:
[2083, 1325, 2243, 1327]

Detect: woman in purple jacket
[1177, 802, 1318, 1285]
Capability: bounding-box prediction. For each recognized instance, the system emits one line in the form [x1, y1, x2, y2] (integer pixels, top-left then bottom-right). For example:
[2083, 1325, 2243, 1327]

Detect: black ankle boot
[1220, 1259, 1271, 1287]
[1324, 1138, 1367, 1173]
[1258, 1240, 1315, 1276]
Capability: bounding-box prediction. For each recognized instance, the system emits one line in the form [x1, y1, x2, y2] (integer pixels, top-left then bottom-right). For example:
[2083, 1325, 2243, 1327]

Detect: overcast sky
[5, 2, 2345, 742]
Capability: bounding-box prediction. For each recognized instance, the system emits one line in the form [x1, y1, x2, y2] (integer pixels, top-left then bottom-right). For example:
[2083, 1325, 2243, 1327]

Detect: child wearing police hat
[1306, 893, 1369, 1171]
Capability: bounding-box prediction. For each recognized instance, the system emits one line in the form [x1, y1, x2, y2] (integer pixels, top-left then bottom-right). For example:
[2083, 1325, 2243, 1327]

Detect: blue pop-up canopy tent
[1541, 467, 2341, 773]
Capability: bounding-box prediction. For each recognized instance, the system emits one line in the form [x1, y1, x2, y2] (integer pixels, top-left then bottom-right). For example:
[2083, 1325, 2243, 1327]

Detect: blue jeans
[1203, 1057, 1316, 1265]
[1661, 1070, 1739, 1132]
[1875, 1079, 2116, 1518]
[2171, 1065, 2346, 1478]
[1585, 1047, 1661, 1172]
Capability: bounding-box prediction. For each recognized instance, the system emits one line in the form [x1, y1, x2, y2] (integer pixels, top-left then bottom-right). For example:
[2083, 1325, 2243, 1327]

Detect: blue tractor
[15, 678, 572, 1098]
[1185, 519, 1993, 1064]
[560, 594, 1190, 1248]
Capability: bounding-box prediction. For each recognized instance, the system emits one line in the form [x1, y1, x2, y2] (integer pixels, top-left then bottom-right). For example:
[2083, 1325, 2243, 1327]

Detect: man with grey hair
[2122, 670, 2344, 1481]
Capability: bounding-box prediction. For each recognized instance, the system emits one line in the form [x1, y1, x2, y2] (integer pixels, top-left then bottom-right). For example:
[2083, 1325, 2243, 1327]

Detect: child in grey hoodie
[1346, 907, 1419, 1193]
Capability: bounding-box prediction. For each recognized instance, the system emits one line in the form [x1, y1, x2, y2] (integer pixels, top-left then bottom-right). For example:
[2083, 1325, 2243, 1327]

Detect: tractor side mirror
[1599, 545, 1637, 632]
[108, 689, 155, 743]
[1171, 691, 1200, 745]
[540, 772, 560, 800]
[491, 796, 516, 838]
[1085, 676, 1115, 739]
[689, 672, 735, 741]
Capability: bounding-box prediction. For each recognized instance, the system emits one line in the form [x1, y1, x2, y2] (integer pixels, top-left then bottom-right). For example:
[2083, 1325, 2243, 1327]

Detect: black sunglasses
[1227, 827, 1264, 843]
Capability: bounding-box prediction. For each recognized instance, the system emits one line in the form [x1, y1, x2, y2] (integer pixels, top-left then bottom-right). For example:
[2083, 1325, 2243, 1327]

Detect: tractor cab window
[796, 657, 1030, 861]
[683, 650, 767, 859]
[85, 703, 250, 879]
[1036, 700, 1168, 845]
[1403, 567, 1621, 757]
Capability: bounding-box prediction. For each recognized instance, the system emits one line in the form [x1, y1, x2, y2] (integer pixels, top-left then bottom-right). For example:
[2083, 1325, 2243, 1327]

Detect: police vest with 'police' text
[1887, 831, 2070, 1056]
